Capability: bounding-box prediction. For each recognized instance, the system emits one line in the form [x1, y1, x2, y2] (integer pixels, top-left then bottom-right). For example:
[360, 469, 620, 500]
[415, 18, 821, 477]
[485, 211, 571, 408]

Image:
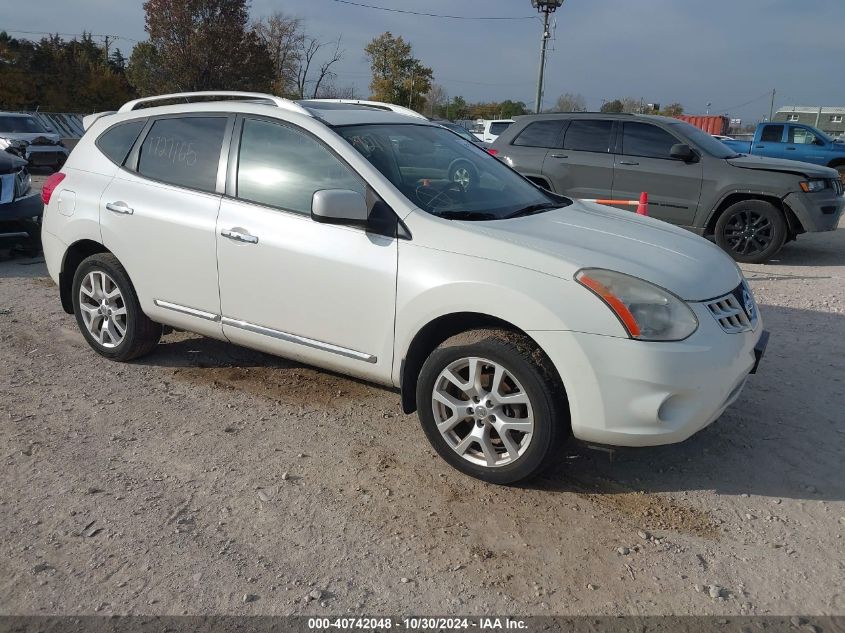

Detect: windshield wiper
[436, 210, 499, 221]
[504, 203, 559, 219]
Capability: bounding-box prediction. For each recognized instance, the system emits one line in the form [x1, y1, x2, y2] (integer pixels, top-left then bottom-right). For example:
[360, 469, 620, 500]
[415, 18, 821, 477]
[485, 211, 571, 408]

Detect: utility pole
[769, 88, 776, 121]
[531, 1, 564, 114]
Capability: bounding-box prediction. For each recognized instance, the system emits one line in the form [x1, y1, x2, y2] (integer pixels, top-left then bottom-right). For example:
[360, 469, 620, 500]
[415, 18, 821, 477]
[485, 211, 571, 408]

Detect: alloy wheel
[723, 209, 773, 257]
[78, 270, 128, 348]
[452, 167, 471, 188]
[431, 357, 534, 468]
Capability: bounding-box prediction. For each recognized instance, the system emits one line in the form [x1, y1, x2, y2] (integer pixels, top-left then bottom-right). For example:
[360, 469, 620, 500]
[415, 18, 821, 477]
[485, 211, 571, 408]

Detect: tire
[448, 159, 478, 190]
[72, 253, 161, 362]
[714, 200, 787, 264]
[416, 328, 568, 485]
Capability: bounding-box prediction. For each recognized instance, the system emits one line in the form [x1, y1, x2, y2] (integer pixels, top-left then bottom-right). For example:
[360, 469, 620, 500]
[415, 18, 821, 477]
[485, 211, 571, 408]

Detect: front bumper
[0, 192, 43, 221]
[784, 190, 844, 232]
[530, 303, 767, 447]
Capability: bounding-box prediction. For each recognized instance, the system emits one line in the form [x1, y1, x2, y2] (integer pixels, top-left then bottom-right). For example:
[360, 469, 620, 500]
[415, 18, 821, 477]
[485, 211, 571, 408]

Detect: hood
[412, 202, 741, 302]
[0, 132, 62, 145]
[727, 154, 836, 178]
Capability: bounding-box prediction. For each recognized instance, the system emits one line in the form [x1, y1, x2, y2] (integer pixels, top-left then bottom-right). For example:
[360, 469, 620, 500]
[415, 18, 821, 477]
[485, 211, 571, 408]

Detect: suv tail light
[486, 148, 499, 156]
[41, 172, 66, 205]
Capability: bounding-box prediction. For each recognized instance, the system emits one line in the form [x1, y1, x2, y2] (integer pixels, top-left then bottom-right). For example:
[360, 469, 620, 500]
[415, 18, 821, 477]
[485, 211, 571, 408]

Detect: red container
[674, 115, 730, 136]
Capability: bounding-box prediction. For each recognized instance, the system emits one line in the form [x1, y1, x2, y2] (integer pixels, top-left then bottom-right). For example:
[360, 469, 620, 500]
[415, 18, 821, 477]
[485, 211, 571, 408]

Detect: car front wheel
[715, 200, 786, 264]
[416, 329, 567, 485]
[72, 253, 161, 361]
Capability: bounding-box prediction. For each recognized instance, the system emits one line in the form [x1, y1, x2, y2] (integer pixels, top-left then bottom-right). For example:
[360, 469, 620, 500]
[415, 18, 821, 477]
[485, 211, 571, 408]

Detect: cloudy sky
[2, 0, 843, 122]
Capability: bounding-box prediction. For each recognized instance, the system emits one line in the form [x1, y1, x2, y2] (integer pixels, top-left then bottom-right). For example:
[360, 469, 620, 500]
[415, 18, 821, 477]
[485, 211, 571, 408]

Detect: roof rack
[117, 91, 312, 116]
[305, 99, 428, 121]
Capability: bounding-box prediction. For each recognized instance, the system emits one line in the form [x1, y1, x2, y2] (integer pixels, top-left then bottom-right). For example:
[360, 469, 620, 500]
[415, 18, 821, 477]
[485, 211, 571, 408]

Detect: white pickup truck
[471, 119, 515, 144]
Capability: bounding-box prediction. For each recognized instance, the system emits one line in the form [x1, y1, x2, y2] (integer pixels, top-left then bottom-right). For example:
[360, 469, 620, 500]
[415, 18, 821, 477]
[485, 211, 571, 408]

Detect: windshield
[668, 121, 739, 158]
[0, 115, 46, 134]
[336, 123, 567, 221]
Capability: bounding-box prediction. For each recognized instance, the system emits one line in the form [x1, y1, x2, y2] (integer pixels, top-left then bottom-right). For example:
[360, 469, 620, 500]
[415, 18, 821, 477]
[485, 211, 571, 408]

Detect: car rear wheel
[72, 253, 161, 361]
[416, 329, 567, 485]
[448, 159, 478, 190]
[715, 200, 786, 264]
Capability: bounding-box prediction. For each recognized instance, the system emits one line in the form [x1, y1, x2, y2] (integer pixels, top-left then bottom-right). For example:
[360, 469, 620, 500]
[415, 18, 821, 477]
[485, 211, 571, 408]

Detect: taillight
[486, 148, 499, 156]
[41, 172, 66, 205]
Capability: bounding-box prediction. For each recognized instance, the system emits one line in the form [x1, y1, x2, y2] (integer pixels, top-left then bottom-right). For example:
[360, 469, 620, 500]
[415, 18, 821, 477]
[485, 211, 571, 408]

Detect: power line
[2, 29, 139, 43]
[713, 91, 774, 113]
[326, 0, 536, 20]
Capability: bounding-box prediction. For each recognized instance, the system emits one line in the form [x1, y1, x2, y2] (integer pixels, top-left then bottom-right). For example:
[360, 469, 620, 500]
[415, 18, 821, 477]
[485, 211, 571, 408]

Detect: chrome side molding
[221, 317, 377, 364]
[153, 300, 221, 322]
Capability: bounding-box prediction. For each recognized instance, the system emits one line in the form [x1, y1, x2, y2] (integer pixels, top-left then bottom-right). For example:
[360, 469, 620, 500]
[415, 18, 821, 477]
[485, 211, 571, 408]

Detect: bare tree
[550, 92, 587, 112]
[252, 12, 303, 96]
[295, 36, 344, 99]
[316, 80, 354, 99]
[424, 83, 446, 118]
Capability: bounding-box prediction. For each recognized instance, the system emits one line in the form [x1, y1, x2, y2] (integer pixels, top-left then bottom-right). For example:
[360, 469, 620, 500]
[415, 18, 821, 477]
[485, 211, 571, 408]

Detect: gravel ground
[1, 176, 844, 616]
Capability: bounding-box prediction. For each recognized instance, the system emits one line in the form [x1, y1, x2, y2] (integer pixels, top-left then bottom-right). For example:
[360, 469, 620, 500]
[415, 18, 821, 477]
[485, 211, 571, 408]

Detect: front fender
[392, 242, 625, 386]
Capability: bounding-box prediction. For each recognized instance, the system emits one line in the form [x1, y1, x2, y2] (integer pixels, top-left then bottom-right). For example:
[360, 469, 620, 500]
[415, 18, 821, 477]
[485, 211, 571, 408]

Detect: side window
[789, 127, 818, 145]
[489, 122, 513, 136]
[760, 125, 784, 143]
[512, 120, 567, 148]
[563, 120, 613, 153]
[236, 118, 364, 215]
[621, 122, 679, 159]
[97, 120, 146, 166]
[138, 117, 228, 192]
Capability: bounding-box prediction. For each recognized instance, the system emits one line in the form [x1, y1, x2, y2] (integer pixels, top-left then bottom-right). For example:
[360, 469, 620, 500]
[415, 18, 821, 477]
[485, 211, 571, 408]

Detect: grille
[833, 179, 844, 196]
[705, 283, 757, 334]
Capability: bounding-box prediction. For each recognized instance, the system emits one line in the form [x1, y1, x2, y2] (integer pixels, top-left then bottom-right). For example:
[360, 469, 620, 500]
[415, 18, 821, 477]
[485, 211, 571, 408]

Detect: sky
[2, 0, 844, 123]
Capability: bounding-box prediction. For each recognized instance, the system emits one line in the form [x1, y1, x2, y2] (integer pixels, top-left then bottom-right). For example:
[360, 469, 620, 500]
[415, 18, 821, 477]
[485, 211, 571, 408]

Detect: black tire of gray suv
[416, 328, 568, 485]
[72, 253, 162, 362]
[715, 200, 787, 264]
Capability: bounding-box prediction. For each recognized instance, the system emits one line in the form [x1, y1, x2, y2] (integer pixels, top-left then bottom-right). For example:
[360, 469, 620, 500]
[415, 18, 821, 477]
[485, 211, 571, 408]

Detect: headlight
[799, 179, 826, 193]
[575, 268, 698, 341]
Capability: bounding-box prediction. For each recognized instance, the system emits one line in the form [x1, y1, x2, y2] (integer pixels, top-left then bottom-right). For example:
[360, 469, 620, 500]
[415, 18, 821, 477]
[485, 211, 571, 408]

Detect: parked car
[0, 112, 70, 171]
[471, 119, 515, 144]
[435, 120, 489, 149]
[721, 122, 845, 182]
[42, 91, 768, 484]
[491, 113, 844, 263]
[0, 149, 41, 253]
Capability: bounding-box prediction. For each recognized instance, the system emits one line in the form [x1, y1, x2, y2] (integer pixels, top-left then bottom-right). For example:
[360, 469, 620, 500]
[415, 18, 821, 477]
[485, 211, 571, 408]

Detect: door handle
[221, 228, 259, 244]
[618, 160, 639, 166]
[755, 145, 766, 149]
[550, 154, 568, 159]
[786, 147, 796, 150]
[106, 201, 134, 215]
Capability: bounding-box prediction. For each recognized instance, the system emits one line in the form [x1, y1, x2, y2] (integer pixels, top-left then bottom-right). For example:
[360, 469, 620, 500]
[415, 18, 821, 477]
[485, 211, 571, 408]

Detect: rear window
[513, 120, 567, 148]
[96, 120, 146, 166]
[563, 120, 613, 153]
[760, 125, 784, 143]
[137, 117, 227, 192]
[489, 122, 513, 136]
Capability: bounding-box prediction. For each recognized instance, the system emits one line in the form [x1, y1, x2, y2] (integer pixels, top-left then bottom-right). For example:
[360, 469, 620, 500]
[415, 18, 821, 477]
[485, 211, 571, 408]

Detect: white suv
[41, 91, 768, 484]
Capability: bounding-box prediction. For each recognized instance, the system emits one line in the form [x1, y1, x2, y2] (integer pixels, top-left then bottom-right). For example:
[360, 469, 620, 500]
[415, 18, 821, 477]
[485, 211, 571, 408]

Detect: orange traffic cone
[636, 191, 649, 216]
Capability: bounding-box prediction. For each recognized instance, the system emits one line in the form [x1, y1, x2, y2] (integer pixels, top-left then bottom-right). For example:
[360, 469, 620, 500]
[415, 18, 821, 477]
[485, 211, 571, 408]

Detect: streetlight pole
[531, 0, 564, 114]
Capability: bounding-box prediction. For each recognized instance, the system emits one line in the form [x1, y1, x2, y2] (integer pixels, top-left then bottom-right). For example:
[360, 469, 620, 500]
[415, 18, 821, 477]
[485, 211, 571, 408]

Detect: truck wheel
[72, 253, 161, 362]
[715, 200, 786, 264]
[416, 329, 568, 485]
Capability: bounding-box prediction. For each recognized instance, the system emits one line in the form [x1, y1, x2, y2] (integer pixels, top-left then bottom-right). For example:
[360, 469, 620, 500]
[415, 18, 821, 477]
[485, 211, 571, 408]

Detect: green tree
[659, 102, 684, 117]
[138, 0, 273, 93]
[364, 32, 432, 112]
[600, 99, 625, 113]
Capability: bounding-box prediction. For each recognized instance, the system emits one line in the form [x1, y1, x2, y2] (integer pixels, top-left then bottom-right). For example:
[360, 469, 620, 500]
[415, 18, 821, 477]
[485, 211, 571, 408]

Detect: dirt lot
[1, 177, 844, 616]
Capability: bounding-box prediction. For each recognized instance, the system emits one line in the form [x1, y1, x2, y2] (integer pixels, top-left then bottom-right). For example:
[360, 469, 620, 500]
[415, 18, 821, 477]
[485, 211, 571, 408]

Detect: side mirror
[311, 189, 368, 228]
[670, 143, 696, 162]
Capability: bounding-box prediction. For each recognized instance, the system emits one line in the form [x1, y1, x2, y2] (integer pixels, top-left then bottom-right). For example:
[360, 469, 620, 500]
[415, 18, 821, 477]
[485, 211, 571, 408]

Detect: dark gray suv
[491, 113, 844, 263]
